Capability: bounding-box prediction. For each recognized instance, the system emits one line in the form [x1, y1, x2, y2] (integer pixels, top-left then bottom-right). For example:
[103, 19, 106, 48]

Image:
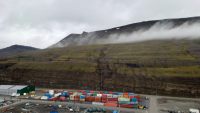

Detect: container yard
[39, 89, 149, 109]
[0, 88, 149, 113]
[0, 87, 200, 113]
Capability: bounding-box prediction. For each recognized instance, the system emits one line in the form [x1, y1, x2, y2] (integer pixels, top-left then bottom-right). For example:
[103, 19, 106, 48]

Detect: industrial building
[0, 85, 35, 96]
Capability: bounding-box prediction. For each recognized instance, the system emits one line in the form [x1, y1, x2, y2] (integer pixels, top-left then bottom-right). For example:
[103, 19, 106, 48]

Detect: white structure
[190, 108, 200, 113]
[0, 85, 27, 96]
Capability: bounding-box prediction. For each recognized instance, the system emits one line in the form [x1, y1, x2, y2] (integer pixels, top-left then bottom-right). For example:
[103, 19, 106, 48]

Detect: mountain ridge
[0, 45, 39, 58]
[50, 16, 200, 48]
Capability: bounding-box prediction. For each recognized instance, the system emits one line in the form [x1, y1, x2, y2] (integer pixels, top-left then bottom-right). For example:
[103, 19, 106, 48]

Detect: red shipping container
[107, 98, 118, 101]
[119, 104, 134, 108]
[50, 97, 58, 101]
[134, 95, 140, 101]
[82, 92, 87, 95]
[129, 95, 135, 99]
[85, 96, 90, 102]
[74, 95, 80, 101]
[104, 102, 118, 107]
[109, 91, 113, 94]
[102, 98, 107, 103]
[69, 92, 73, 95]
[59, 96, 66, 101]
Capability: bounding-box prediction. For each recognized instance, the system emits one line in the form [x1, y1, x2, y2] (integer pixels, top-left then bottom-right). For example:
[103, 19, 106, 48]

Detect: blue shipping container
[45, 93, 52, 99]
[131, 98, 138, 102]
[80, 95, 85, 99]
[61, 92, 68, 97]
[50, 111, 58, 113]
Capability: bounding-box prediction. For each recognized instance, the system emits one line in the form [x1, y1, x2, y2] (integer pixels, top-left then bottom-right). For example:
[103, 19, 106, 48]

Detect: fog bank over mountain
[51, 17, 200, 48]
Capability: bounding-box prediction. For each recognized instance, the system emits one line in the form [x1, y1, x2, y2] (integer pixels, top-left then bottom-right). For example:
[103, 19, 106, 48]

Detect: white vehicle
[25, 102, 30, 106]
[69, 108, 74, 112]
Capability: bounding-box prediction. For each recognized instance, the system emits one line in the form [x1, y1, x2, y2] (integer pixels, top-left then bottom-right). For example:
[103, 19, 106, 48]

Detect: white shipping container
[70, 95, 75, 100]
[107, 94, 112, 98]
[49, 90, 54, 95]
[118, 97, 130, 102]
[97, 94, 102, 97]
[92, 102, 104, 106]
[189, 108, 199, 113]
[54, 93, 61, 97]
[112, 95, 119, 98]
[41, 96, 48, 100]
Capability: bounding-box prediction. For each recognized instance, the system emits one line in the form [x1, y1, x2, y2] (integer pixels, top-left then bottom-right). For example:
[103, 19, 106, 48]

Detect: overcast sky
[0, 0, 200, 49]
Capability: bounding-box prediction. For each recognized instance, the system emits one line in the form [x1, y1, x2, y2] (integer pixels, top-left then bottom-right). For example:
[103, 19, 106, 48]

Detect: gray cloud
[0, 0, 200, 49]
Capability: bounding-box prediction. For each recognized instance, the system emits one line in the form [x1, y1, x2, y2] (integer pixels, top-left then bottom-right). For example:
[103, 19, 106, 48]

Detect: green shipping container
[17, 85, 35, 95]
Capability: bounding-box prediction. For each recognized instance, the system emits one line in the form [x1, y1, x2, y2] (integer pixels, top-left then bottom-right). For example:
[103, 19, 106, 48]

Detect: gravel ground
[1, 100, 145, 113]
[157, 97, 200, 113]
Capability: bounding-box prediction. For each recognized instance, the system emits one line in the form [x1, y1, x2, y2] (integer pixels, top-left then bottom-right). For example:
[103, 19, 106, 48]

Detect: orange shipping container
[95, 97, 102, 102]
[85, 96, 95, 102]
[104, 102, 118, 107]
[74, 95, 80, 101]
[123, 93, 129, 98]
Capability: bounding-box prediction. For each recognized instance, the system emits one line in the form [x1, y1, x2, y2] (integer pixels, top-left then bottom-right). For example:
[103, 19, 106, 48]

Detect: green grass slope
[1, 39, 200, 78]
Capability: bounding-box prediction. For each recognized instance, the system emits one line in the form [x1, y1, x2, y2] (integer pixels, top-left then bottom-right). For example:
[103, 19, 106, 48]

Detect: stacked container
[42, 89, 141, 109]
[80, 95, 85, 102]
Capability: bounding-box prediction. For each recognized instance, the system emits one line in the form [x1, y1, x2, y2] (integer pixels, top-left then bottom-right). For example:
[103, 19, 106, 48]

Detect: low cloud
[105, 22, 200, 44]
[1, 0, 200, 49]
[56, 21, 200, 47]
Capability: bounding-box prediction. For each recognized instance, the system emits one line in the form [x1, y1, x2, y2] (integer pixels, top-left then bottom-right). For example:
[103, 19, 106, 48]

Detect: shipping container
[49, 97, 59, 101]
[74, 95, 80, 101]
[41, 96, 48, 100]
[134, 95, 140, 102]
[80, 95, 85, 99]
[112, 95, 119, 98]
[70, 95, 74, 100]
[97, 94, 102, 97]
[85, 96, 95, 102]
[102, 98, 107, 103]
[61, 92, 68, 97]
[106, 94, 113, 98]
[49, 90, 54, 95]
[118, 97, 130, 102]
[94, 97, 102, 102]
[59, 96, 66, 101]
[44, 93, 53, 99]
[92, 102, 104, 106]
[131, 98, 138, 102]
[54, 93, 61, 97]
[107, 98, 118, 102]
[118, 101, 131, 104]
[104, 102, 118, 107]
[80, 98, 85, 102]
[119, 104, 134, 108]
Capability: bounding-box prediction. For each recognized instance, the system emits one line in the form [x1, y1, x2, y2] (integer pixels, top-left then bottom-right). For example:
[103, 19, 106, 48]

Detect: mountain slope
[0, 39, 200, 97]
[0, 45, 39, 58]
[50, 16, 200, 48]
